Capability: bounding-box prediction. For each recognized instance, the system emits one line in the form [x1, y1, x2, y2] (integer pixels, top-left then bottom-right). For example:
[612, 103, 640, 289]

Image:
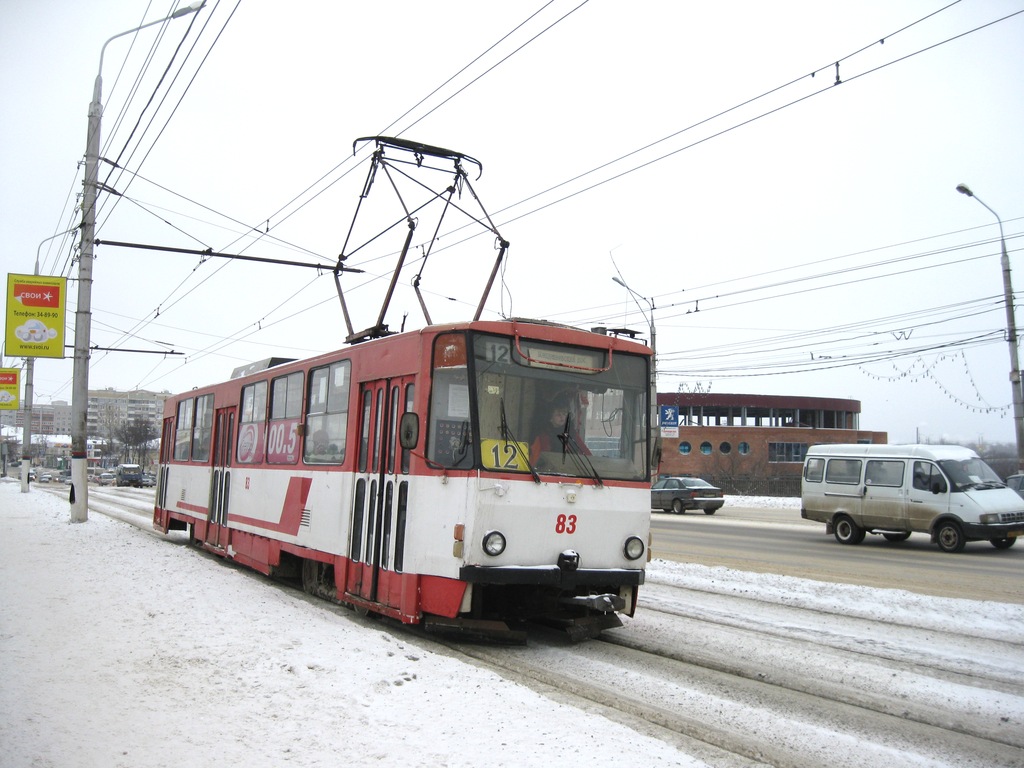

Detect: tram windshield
[427, 331, 650, 482]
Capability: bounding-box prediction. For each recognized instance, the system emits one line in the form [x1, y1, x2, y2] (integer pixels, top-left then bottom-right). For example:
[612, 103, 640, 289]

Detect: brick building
[656, 392, 887, 495]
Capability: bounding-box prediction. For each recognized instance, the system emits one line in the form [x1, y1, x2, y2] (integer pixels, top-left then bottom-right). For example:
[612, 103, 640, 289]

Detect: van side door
[861, 459, 908, 531]
[907, 460, 950, 531]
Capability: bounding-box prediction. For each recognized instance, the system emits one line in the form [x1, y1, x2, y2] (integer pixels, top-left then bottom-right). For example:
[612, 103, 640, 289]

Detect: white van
[801, 444, 1024, 553]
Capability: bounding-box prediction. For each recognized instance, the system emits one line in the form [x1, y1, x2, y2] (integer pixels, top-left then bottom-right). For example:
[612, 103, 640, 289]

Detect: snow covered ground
[2, 480, 1021, 767]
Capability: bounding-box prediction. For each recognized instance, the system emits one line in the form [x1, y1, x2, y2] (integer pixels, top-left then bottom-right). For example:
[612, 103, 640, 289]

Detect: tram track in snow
[634, 577, 1024, 690]
[444, 584, 1024, 768]
[59, 486, 1024, 767]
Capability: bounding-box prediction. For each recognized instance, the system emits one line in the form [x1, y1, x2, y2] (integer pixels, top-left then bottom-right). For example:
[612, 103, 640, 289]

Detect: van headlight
[624, 536, 645, 561]
[979, 513, 1002, 524]
[482, 530, 506, 556]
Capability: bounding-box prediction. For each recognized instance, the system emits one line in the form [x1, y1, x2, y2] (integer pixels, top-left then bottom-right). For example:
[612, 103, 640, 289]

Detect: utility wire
[49, 3, 1023, 396]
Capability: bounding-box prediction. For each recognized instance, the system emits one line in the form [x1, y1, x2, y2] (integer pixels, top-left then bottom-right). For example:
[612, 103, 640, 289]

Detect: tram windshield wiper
[454, 421, 471, 463]
[501, 398, 540, 483]
[558, 414, 603, 487]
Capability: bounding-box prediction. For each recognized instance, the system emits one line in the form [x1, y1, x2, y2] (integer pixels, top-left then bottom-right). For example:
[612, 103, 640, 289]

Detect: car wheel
[991, 537, 1017, 550]
[703, 508, 717, 515]
[833, 514, 865, 545]
[882, 532, 911, 542]
[671, 498, 685, 514]
[935, 521, 966, 553]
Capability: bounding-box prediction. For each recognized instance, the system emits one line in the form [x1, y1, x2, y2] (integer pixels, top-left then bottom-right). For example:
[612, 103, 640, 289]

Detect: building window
[678, 441, 691, 455]
[768, 442, 808, 463]
[700, 441, 712, 455]
[719, 441, 731, 454]
[738, 442, 750, 455]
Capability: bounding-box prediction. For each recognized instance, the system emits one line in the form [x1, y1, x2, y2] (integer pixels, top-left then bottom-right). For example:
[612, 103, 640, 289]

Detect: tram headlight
[482, 530, 506, 557]
[623, 535, 645, 561]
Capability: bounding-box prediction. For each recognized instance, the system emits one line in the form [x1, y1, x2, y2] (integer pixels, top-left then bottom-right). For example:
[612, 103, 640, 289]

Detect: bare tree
[114, 417, 158, 465]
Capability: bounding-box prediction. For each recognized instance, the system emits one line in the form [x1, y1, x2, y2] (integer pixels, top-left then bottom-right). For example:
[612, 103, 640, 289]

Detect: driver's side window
[913, 461, 946, 493]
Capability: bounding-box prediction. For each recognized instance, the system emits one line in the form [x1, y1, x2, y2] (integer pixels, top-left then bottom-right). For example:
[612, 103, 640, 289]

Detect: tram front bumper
[459, 565, 644, 588]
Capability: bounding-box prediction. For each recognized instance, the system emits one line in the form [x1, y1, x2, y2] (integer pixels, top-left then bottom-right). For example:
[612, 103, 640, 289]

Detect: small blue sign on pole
[660, 405, 679, 428]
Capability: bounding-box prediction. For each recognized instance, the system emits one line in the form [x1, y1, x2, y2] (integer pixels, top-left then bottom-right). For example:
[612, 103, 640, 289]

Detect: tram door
[347, 377, 413, 605]
[206, 407, 234, 549]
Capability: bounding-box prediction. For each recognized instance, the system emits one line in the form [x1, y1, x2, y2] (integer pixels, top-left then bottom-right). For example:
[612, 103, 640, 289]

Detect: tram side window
[173, 399, 193, 461]
[267, 371, 303, 464]
[236, 380, 268, 464]
[427, 333, 473, 469]
[191, 394, 214, 462]
[401, 383, 415, 474]
[304, 360, 350, 464]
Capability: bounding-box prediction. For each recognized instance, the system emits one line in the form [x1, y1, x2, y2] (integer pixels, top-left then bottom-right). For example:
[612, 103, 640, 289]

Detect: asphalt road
[650, 504, 1024, 604]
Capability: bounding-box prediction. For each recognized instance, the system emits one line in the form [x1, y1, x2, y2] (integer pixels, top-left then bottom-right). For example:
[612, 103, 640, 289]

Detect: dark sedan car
[651, 476, 725, 514]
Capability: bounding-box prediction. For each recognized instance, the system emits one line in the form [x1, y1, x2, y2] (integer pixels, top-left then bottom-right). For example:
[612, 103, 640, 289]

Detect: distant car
[1006, 474, 1024, 499]
[39, 473, 52, 483]
[651, 476, 725, 514]
[98, 472, 115, 486]
[140, 473, 156, 487]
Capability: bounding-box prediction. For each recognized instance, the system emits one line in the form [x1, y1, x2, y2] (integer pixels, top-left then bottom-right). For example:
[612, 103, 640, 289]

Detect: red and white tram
[154, 318, 652, 640]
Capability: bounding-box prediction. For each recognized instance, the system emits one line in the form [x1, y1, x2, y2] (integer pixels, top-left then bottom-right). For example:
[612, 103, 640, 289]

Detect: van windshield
[937, 457, 1004, 491]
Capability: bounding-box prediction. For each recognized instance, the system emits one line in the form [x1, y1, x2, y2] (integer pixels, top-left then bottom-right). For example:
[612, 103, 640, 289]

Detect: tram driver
[530, 393, 591, 463]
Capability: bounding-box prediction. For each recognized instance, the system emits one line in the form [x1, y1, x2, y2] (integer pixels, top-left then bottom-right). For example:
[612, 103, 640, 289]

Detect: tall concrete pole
[956, 183, 1024, 471]
[69, 2, 206, 523]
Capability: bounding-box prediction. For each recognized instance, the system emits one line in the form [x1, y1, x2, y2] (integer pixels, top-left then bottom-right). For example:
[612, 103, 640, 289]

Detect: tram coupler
[544, 611, 623, 642]
[559, 592, 625, 613]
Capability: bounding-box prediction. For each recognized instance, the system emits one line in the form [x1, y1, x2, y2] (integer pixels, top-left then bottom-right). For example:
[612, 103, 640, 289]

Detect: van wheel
[991, 537, 1017, 550]
[935, 521, 966, 553]
[833, 515, 865, 545]
[671, 498, 686, 514]
[882, 532, 911, 542]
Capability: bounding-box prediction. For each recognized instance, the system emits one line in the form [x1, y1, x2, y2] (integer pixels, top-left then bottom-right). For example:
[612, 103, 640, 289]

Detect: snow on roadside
[723, 495, 801, 508]
[647, 559, 1024, 641]
[0, 481, 704, 768]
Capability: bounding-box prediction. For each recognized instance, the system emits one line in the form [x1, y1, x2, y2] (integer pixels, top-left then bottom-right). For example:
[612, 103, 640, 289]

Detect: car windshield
[937, 457, 1004, 491]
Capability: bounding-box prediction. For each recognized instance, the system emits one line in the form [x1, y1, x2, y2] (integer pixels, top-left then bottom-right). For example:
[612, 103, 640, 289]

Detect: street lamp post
[69, 2, 204, 523]
[612, 276, 659, 475]
[956, 183, 1024, 471]
[22, 228, 79, 494]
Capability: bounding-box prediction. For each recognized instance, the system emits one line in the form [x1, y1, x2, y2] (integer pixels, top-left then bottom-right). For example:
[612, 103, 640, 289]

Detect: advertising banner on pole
[5, 274, 67, 359]
[0, 368, 19, 410]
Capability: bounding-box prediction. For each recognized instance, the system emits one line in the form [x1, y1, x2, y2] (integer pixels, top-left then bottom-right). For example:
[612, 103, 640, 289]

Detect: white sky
[2, 1, 1023, 445]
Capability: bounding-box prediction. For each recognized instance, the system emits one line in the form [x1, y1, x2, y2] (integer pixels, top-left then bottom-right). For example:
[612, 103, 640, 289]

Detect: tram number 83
[555, 514, 577, 534]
